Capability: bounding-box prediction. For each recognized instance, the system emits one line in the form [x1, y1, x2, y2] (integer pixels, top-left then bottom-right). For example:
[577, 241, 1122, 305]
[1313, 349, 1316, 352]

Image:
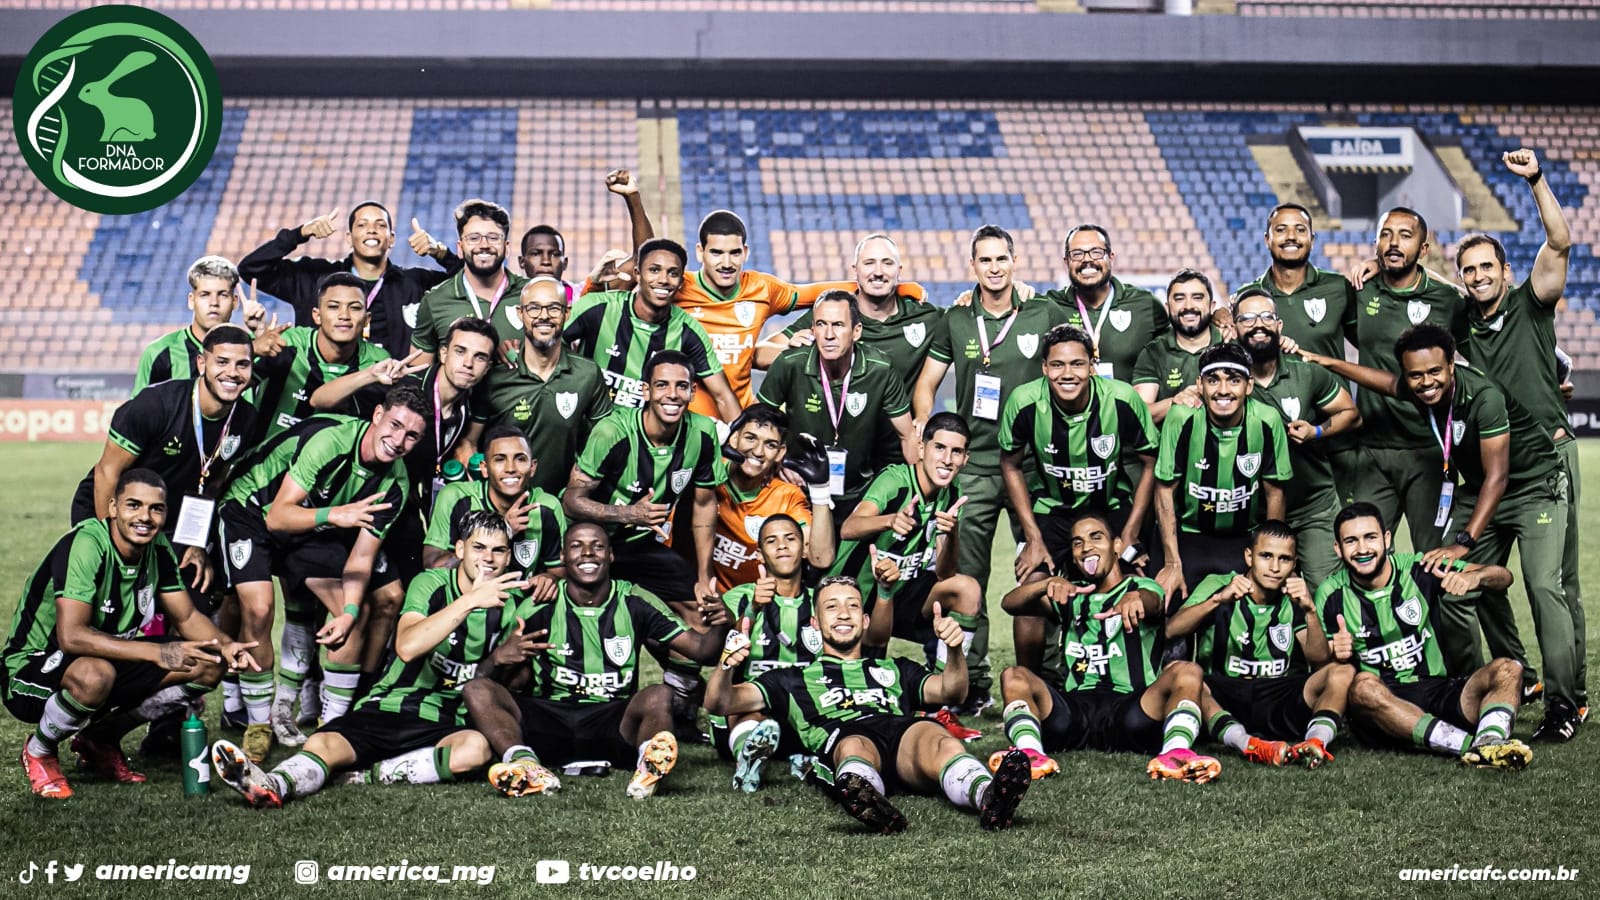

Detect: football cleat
[932, 708, 983, 742]
[71, 734, 147, 783]
[220, 705, 248, 730]
[210, 739, 282, 808]
[241, 723, 273, 764]
[1290, 738, 1335, 769]
[821, 772, 908, 834]
[1461, 739, 1533, 770]
[21, 743, 72, 800]
[137, 714, 183, 760]
[988, 746, 1058, 781]
[489, 759, 561, 797]
[1241, 736, 1291, 767]
[1147, 748, 1221, 784]
[270, 697, 308, 748]
[732, 720, 780, 793]
[1532, 698, 1582, 743]
[626, 732, 678, 799]
[298, 679, 322, 727]
[979, 750, 1033, 831]
[1522, 681, 1544, 704]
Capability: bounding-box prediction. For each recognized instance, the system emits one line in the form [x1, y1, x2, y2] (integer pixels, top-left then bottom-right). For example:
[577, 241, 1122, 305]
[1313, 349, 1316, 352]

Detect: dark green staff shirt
[475, 348, 613, 495]
[1040, 278, 1168, 382]
[1237, 265, 1357, 360]
[1466, 278, 1566, 438]
[1351, 269, 1468, 450]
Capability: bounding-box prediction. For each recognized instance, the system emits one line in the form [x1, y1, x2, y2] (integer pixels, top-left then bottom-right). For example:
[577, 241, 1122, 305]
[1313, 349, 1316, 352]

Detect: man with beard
[756, 234, 939, 392]
[134, 257, 265, 392]
[1038, 224, 1168, 382]
[425, 427, 566, 586]
[1237, 203, 1358, 361]
[565, 239, 742, 422]
[1297, 325, 1577, 741]
[1316, 503, 1532, 768]
[712, 404, 834, 593]
[1457, 148, 1585, 723]
[1234, 289, 1360, 588]
[708, 577, 1033, 832]
[517, 169, 655, 301]
[411, 200, 527, 362]
[1133, 269, 1227, 424]
[239, 202, 461, 358]
[1154, 343, 1292, 605]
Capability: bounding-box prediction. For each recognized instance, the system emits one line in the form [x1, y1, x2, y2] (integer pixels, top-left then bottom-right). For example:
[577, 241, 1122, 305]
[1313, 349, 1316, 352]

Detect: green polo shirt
[782, 295, 942, 392]
[1424, 365, 1561, 494]
[476, 348, 614, 494]
[1237, 265, 1357, 360]
[411, 268, 530, 353]
[1130, 326, 1226, 401]
[1352, 269, 1468, 449]
[1249, 356, 1345, 510]
[1466, 279, 1565, 438]
[756, 344, 909, 502]
[925, 288, 1070, 471]
[1040, 277, 1168, 382]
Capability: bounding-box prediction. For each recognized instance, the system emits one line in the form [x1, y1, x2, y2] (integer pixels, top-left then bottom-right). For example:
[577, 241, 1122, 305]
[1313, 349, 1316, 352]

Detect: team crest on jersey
[1452, 420, 1466, 444]
[604, 635, 633, 666]
[1269, 623, 1292, 653]
[870, 666, 896, 688]
[846, 392, 867, 417]
[137, 585, 155, 620]
[903, 322, 926, 346]
[555, 392, 578, 419]
[220, 434, 242, 459]
[1279, 398, 1301, 422]
[1304, 297, 1326, 324]
[1397, 597, 1423, 627]
[1102, 613, 1123, 637]
[1090, 434, 1116, 459]
[1016, 333, 1039, 358]
[514, 539, 537, 568]
[1407, 300, 1429, 325]
[1236, 452, 1261, 478]
[228, 539, 251, 570]
[744, 515, 766, 540]
[734, 301, 756, 328]
[40, 650, 64, 675]
[670, 468, 692, 495]
[801, 624, 823, 654]
[1108, 309, 1132, 333]
[402, 303, 420, 329]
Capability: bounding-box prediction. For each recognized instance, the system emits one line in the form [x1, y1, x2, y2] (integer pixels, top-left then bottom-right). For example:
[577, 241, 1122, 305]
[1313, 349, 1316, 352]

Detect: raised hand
[526, 573, 559, 603]
[934, 496, 968, 535]
[752, 564, 776, 606]
[931, 601, 963, 649]
[408, 217, 442, 258]
[586, 248, 631, 287]
[1216, 574, 1255, 604]
[1502, 148, 1540, 180]
[219, 640, 262, 673]
[252, 316, 291, 357]
[465, 571, 528, 611]
[1045, 575, 1096, 606]
[241, 278, 267, 332]
[1283, 575, 1314, 612]
[301, 207, 340, 240]
[158, 638, 223, 673]
[605, 168, 639, 195]
[1330, 614, 1354, 662]
[720, 617, 753, 670]
[491, 619, 553, 666]
[889, 497, 921, 538]
[869, 545, 902, 586]
[371, 350, 431, 387]
[327, 492, 393, 530]
[1094, 594, 1146, 633]
[504, 492, 534, 534]
[1014, 539, 1056, 581]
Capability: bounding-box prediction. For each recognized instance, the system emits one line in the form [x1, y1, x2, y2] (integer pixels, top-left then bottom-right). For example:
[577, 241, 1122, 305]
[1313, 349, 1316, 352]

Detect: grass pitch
[0, 441, 1596, 899]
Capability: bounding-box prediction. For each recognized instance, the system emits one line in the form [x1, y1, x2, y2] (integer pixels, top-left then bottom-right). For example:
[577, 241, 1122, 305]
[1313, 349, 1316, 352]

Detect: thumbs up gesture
[869, 545, 902, 586]
[934, 495, 968, 535]
[721, 616, 753, 670]
[1331, 613, 1354, 662]
[408, 217, 445, 259]
[301, 207, 340, 240]
[753, 563, 776, 607]
[890, 496, 921, 538]
[931, 601, 963, 650]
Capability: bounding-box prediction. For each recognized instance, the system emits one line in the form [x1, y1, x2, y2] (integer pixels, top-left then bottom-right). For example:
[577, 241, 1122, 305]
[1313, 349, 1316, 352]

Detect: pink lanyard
[819, 353, 855, 436]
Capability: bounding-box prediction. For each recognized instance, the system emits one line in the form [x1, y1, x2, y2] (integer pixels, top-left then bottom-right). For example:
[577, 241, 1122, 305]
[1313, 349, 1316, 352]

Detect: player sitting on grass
[1317, 502, 1533, 769]
[996, 511, 1223, 783]
[464, 522, 731, 800]
[1165, 520, 1354, 769]
[209, 511, 540, 807]
[706, 576, 1033, 832]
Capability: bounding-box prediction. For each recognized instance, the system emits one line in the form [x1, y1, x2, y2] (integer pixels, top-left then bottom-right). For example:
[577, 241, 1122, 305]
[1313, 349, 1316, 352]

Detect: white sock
[274, 621, 315, 708]
[728, 719, 758, 757]
[271, 752, 327, 800]
[940, 755, 992, 809]
[372, 747, 444, 785]
[836, 757, 885, 795]
[1160, 700, 1203, 754]
[319, 667, 362, 723]
[221, 678, 242, 715]
[504, 745, 536, 764]
[30, 692, 95, 755]
[239, 671, 274, 725]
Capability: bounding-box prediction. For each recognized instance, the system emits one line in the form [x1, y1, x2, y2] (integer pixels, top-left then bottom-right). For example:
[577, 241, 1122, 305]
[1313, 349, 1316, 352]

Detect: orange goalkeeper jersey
[712, 477, 813, 593]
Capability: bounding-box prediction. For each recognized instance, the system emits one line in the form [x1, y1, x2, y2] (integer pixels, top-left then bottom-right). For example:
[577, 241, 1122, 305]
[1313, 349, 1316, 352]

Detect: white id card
[828, 447, 848, 496]
[1096, 362, 1115, 379]
[973, 372, 1003, 420]
[174, 494, 216, 549]
[1434, 481, 1454, 528]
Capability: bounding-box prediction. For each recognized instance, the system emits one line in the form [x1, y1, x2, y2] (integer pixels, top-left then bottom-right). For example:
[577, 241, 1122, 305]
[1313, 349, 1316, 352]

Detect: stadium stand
[0, 0, 1038, 10]
[1236, 0, 1600, 20]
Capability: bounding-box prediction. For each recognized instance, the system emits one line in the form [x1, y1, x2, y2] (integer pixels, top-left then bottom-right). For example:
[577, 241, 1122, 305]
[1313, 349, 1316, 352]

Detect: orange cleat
[22, 742, 73, 800]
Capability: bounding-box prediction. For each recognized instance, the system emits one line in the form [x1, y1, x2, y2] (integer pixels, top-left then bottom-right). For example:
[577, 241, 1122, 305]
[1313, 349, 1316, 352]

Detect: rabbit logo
[13, 7, 221, 215]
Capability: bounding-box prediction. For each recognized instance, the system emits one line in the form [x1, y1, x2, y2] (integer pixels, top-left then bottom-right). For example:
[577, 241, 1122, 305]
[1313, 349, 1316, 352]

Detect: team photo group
[3, 148, 1584, 835]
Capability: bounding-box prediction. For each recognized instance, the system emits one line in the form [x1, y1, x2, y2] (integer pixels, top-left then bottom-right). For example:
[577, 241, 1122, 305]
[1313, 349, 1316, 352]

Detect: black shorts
[1039, 681, 1163, 754]
[315, 706, 467, 769]
[514, 696, 636, 768]
[1205, 674, 1313, 742]
[709, 715, 809, 763]
[218, 502, 282, 587]
[889, 573, 937, 645]
[823, 714, 927, 794]
[1351, 674, 1473, 749]
[218, 502, 399, 592]
[2, 637, 179, 724]
[280, 537, 400, 592]
[613, 539, 698, 608]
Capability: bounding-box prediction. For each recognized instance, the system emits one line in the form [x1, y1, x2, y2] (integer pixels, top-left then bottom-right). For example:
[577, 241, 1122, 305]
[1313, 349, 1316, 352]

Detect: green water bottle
[181, 713, 209, 797]
[440, 459, 466, 484]
[466, 453, 485, 479]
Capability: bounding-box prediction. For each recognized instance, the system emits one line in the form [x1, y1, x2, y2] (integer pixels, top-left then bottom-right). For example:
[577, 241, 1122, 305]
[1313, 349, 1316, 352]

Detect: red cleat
[1290, 738, 1335, 769]
[1241, 736, 1291, 767]
[21, 743, 72, 800]
[71, 734, 147, 783]
[933, 708, 982, 742]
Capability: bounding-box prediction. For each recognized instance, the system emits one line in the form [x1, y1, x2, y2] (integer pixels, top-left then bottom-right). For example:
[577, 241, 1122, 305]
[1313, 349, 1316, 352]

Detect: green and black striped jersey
[1315, 552, 1455, 683]
[3, 520, 182, 681]
[721, 583, 820, 680]
[221, 415, 409, 540]
[520, 580, 688, 704]
[563, 290, 723, 410]
[1155, 398, 1292, 536]
[999, 375, 1156, 516]
[1042, 575, 1165, 695]
[133, 326, 204, 393]
[1183, 572, 1308, 679]
[423, 480, 565, 575]
[827, 463, 955, 608]
[250, 326, 391, 443]
[357, 568, 526, 725]
[575, 406, 726, 549]
[753, 655, 932, 754]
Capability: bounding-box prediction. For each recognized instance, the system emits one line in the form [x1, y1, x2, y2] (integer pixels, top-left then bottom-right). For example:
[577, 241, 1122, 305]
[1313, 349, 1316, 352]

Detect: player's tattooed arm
[561, 469, 669, 533]
[160, 585, 259, 672]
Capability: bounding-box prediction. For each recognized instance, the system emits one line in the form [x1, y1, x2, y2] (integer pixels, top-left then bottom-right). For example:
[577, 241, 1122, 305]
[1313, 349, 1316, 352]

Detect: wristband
[343, 603, 360, 617]
[1526, 170, 1543, 187]
[808, 483, 833, 508]
[1314, 425, 1323, 440]
[314, 507, 330, 526]
[1120, 542, 1146, 564]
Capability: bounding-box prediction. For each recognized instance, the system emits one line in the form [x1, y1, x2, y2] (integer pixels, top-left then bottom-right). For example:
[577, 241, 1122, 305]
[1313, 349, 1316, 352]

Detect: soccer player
[1298, 325, 1575, 740]
[517, 169, 655, 299]
[1038, 224, 1168, 381]
[1237, 202, 1358, 362]
[1165, 521, 1355, 768]
[410, 199, 527, 362]
[757, 291, 919, 524]
[713, 514, 819, 792]
[564, 238, 741, 421]
[1235, 289, 1360, 588]
[755, 233, 938, 391]
[6, 469, 257, 799]
[134, 256, 263, 392]
[912, 225, 1070, 712]
[1132, 268, 1226, 424]
[208, 511, 536, 808]
[712, 404, 834, 593]
[1458, 148, 1585, 723]
[1154, 342, 1292, 604]
[1316, 503, 1533, 768]
[707, 577, 1033, 832]
[237, 202, 460, 357]
[218, 385, 425, 760]
[424, 426, 566, 585]
[464, 277, 614, 495]
[465, 522, 730, 799]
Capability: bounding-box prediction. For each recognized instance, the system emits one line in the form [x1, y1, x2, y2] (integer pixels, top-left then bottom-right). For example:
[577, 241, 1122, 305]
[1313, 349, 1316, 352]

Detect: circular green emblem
[12, 6, 222, 215]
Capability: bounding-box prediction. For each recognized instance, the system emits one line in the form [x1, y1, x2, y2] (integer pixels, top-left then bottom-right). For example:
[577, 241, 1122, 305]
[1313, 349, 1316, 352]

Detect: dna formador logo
[12, 6, 222, 214]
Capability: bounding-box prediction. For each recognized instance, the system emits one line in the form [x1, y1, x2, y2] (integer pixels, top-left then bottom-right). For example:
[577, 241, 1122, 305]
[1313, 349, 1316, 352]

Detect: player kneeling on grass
[6, 470, 257, 799]
[997, 512, 1222, 783]
[1164, 520, 1354, 769]
[211, 511, 538, 807]
[464, 522, 731, 800]
[707, 577, 1032, 833]
[1317, 502, 1532, 768]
